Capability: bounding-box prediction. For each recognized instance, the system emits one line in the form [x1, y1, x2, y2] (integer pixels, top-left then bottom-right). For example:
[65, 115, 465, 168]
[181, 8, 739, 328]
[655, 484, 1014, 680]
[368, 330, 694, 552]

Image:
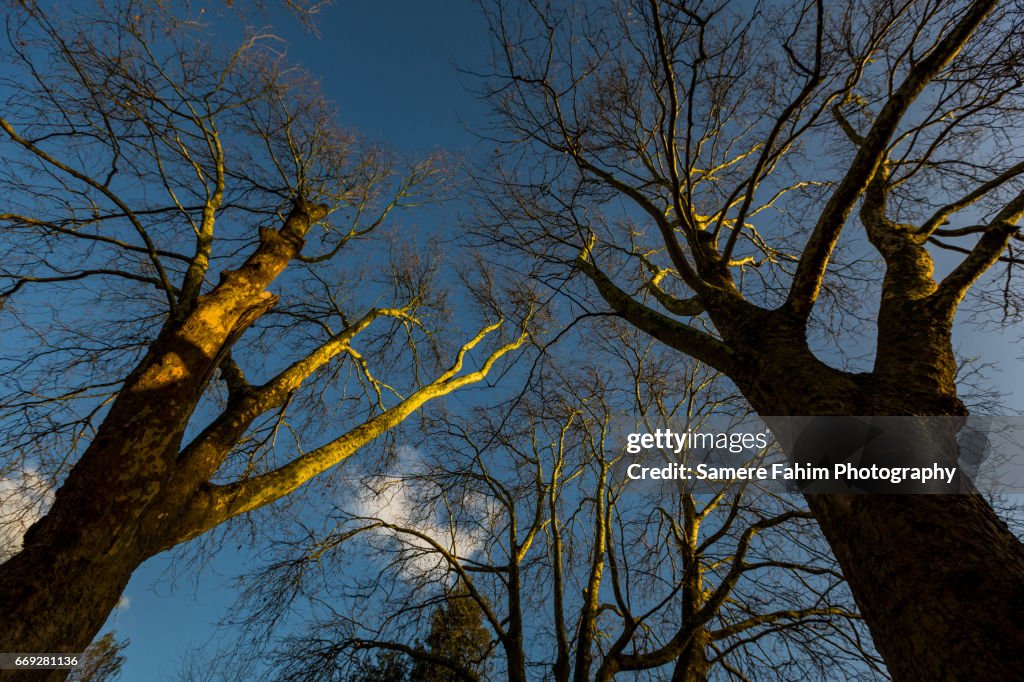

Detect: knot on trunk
[275, 197, 331, 254]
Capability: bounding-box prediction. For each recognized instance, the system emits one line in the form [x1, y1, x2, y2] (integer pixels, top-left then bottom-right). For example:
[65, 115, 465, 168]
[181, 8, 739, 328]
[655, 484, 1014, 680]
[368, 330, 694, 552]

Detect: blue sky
[285, 1, 490, 154]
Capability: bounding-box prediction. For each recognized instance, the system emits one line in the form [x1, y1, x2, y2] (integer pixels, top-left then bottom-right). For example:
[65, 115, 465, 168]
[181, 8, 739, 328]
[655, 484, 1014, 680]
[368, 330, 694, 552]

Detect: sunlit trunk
[0, 208, 320, 673]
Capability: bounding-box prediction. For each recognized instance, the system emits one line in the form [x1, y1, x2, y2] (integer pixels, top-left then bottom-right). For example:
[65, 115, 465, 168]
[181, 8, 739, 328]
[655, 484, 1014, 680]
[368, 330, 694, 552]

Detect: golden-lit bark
[0, 2, 539, 668]
[0, 197, 528, 674]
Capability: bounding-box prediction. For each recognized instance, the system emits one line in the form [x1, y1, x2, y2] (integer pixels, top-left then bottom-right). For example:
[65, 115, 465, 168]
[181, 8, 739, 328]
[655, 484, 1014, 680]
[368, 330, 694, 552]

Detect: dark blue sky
[288, 1, 490, 154]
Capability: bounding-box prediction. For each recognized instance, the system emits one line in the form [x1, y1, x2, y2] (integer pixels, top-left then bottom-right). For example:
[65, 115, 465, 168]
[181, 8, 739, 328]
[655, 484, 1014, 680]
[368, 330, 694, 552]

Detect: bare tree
[66, 633, 128, 682]
[0, 0, 530, 666]
[474, 0, 1024, 678]
[224, 326, 882, 681]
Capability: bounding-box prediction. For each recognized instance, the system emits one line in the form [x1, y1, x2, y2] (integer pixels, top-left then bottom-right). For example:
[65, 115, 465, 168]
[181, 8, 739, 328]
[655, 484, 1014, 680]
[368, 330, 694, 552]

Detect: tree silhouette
[352, 651, 411, 682]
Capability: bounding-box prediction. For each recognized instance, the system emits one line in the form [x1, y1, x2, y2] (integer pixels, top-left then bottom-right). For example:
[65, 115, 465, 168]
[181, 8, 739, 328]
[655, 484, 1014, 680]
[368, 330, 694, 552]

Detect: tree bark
[0, 533, 140, 682]
[690, 293, 1024, 681]
[670, 629, 710, 682]
[0, 204, 326, 679]
[807, 486, 1024, 680]
[504, 565, 528, 682]
[738, 343, 1024, 681]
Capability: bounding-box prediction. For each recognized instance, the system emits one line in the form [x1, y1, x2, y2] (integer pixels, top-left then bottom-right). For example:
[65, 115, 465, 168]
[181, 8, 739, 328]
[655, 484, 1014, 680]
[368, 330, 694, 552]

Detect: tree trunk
[505, 565, 528, 682]
[807, 492, 1024, 681]
[788, 420, 1024, 681]
[0, 204, 325, 679]
[503, 557, 528, 682]
[670, 629, 709, 682]
[742, 354, 1024, 681]
[0, 523, 141, 682]
[504, 645, 528, 682]
[672, 501, 708, 682]
[711, 298, 1024, 680]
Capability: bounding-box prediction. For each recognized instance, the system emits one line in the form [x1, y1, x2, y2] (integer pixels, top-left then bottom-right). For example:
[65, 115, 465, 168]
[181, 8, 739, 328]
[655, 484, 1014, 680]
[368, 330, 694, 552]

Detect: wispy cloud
[0, 468, 55, 562]
[354, 446, 486, 580]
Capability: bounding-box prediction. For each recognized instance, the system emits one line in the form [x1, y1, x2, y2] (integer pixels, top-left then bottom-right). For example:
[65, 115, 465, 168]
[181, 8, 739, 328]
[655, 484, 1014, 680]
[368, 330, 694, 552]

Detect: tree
[0, 0, 530, 665]
[352, 651, 412, 682]
[411, 580, 492, 682]
[67, 633, 128, 682]
[477, 0, 1024, 678]
[225, 326, 882, 681]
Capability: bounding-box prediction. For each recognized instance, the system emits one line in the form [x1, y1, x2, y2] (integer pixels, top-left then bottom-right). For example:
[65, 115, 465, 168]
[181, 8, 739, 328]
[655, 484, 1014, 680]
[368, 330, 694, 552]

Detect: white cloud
[0, 468, 55, 562]
[115, 595, 131, 611]
[354, 446, 486, 581]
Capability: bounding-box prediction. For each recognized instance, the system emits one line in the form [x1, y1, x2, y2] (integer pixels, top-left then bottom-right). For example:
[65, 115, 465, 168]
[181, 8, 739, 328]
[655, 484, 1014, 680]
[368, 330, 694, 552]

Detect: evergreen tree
[412, 581, 491, 681]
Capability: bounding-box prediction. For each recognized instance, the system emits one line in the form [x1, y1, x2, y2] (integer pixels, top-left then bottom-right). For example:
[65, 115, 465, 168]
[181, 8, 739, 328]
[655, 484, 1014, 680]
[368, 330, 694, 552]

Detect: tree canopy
[0, 0, 530, 663]
[475, 0, 1024, 678]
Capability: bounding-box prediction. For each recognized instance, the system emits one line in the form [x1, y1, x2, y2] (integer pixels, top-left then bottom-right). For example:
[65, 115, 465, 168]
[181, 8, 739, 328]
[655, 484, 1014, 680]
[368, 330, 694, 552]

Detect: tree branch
[786, 0, 999, 319]
[576, 246, 739, 375]
[168, 319, 531, 544]
[933, 187, 1024, 309]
